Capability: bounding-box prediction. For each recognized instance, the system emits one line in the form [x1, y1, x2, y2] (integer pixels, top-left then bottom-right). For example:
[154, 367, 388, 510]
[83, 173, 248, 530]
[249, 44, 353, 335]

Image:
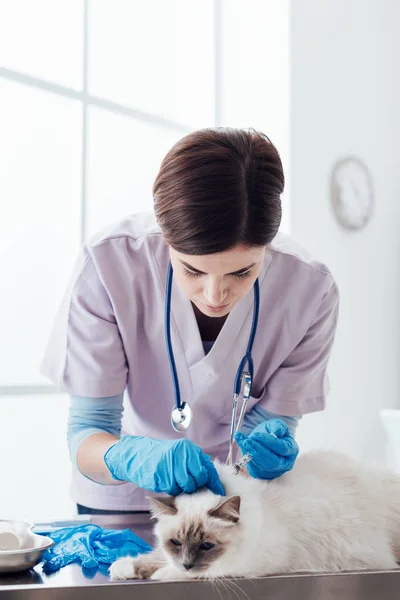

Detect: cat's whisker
[219, 576, 247, 600]
[210, 577, 224, 600]
[217, 577, 235, 600]
[216, 576, 233, 599]
[223, 576, 251, 600]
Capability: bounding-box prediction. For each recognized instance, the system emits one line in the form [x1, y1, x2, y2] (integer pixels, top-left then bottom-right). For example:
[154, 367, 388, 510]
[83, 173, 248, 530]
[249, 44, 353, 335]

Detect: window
[0, 0, 289, 519]
[0, 0, 216, 391]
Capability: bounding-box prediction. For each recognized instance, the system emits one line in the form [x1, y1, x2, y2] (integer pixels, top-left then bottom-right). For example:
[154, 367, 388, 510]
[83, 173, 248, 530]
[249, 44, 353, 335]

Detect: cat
[110, 450, 400, 581]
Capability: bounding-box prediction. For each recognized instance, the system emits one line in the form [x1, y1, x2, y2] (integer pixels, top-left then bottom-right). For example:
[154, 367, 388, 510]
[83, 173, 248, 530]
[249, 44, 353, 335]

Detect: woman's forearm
[76, 432, 125, 485]
[68, 394, 125, 485]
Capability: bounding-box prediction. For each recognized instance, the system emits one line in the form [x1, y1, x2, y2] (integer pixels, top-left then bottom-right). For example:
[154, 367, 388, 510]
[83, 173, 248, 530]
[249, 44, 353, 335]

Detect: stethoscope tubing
[165, 262, 260, 416]
[165, 262, 185, 412]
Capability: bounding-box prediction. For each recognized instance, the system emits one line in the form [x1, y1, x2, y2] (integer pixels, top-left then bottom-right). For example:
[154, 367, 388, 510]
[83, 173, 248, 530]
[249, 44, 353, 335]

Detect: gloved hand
[38, 524, 152, 573]
[234, 418, 299, 480]
[104, 436, 225, 496]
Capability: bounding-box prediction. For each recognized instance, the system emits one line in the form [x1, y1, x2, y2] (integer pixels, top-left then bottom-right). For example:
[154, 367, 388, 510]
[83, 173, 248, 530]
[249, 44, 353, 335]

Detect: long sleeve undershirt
[67, 393, 300, 466]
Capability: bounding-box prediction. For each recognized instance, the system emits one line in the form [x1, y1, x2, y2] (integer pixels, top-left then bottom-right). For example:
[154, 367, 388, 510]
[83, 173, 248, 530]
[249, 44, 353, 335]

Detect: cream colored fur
[110, 450, 400, 581]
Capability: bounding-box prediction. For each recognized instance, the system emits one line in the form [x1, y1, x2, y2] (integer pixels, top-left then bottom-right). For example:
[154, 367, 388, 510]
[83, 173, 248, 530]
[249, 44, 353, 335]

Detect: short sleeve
[258, 280, 339, 416]
[40, 246, 128, 397]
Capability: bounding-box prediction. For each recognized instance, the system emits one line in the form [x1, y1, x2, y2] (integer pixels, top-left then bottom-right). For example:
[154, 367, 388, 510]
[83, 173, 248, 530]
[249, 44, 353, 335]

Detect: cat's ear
[208, 495, 241, 524]
[147, 496, 177, 518]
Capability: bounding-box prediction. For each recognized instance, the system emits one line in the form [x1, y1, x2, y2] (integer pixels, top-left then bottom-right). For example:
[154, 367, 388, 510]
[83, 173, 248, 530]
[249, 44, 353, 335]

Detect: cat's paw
[150, 566, 186, 581]
[110, 555, 165, 580]
[109, 556, 138, 580]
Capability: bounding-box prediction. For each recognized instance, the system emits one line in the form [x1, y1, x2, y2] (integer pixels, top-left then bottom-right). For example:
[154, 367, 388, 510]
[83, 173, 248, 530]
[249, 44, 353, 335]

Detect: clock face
[331, 157, 374, 230]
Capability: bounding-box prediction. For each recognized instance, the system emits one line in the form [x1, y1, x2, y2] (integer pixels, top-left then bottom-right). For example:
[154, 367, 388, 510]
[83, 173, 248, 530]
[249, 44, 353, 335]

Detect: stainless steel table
[0, 513, 399, 599]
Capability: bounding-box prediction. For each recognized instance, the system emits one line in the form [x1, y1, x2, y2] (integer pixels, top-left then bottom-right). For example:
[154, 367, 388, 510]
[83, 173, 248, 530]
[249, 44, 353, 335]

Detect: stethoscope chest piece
[171, 402, 193, 432]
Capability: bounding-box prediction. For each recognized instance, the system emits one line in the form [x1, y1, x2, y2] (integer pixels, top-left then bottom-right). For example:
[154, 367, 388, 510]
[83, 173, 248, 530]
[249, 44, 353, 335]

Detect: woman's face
[169, 245, 267, 317]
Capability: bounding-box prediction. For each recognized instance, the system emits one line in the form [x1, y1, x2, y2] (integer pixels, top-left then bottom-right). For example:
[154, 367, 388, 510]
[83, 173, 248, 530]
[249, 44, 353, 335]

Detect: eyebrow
[179, 260, 256, 276]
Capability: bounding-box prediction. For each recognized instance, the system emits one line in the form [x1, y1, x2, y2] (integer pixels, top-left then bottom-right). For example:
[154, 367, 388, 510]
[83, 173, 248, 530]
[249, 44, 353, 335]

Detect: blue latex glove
[234, 418, 299, 480]
[104, 436, 225, 496]
[38, 524, 152, 573]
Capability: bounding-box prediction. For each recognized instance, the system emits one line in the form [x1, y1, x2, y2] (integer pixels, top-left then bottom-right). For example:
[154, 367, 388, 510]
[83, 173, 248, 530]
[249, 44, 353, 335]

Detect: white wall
[0, 394, 74, 521]
[220, 0, 290, 231]
[290, 0, 400, 464]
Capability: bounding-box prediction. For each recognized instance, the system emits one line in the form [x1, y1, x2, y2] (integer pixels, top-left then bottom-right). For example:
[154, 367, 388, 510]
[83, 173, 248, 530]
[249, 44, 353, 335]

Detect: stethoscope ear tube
[228, 280, 260, 463]
[233, 279, 259, 397]
[165, 263, 184, 412]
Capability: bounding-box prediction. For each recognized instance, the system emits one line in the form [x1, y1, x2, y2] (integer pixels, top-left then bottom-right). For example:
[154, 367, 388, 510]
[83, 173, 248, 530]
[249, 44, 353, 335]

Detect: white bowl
[0, 520, 54, 573]
[379, 409, 400, 471]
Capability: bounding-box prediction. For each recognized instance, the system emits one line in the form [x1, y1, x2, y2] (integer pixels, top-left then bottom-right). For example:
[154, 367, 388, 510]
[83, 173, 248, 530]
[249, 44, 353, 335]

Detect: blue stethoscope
[165, 262, 260, 465]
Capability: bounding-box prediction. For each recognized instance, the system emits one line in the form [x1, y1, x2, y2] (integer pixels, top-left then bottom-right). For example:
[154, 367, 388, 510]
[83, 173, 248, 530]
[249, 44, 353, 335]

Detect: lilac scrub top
[41, 212, 339, 510]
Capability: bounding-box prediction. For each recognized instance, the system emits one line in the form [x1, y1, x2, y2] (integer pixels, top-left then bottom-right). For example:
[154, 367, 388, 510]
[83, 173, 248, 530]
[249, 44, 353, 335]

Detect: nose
[204, 277, 227, 306]
[183, 563, 194, 571]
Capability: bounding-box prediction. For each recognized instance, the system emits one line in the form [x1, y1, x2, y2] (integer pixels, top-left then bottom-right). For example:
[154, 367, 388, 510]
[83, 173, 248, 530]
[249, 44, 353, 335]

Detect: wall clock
[330, 157, 374, 230]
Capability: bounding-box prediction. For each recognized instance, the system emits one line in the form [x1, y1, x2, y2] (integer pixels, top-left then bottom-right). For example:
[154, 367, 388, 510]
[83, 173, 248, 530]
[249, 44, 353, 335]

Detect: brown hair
[153, 127, 284, 255]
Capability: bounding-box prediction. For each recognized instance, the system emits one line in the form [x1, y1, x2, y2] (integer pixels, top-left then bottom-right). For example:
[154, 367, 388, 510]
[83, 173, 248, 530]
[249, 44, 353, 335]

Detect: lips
[203, 302, 230, 313]
[206, 304, 228, 309]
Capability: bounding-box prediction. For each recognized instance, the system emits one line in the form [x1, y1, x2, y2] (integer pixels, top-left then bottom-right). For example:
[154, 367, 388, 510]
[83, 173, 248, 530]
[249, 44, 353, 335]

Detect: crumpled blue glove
[104, 435, 225, 496]
[234, 418, 299, 480]
[38, 524, 152, 573]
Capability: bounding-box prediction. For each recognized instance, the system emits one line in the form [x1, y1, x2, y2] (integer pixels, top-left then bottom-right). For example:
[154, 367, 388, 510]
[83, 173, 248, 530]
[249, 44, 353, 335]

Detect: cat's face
[149, 494, 241, 575]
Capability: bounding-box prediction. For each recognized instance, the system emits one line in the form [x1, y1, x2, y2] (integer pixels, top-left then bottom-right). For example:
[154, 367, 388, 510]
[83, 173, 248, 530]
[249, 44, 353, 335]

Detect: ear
[147, 496, 177, 519]
[208, 495, 241, 523]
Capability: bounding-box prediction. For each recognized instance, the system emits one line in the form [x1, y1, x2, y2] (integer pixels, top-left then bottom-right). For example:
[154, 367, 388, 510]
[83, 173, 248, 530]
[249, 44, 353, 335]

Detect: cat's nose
[183, 563, 194, 571]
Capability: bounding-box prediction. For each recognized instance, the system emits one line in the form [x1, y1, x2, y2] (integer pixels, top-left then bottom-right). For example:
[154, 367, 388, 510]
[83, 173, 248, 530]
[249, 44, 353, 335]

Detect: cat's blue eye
[170, 539, 182, 546]
[199, 542, 215, 551]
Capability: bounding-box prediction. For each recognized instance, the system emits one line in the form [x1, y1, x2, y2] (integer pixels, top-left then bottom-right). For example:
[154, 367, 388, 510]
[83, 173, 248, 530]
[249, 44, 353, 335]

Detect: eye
[199, 542, 215, 551]
[184, 268, 201, 278]
[232, 270, 252, 279]
[170, 539, 182, 546]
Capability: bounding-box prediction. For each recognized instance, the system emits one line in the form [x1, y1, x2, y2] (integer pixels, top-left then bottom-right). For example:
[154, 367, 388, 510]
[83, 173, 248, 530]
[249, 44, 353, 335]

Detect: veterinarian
[41, 128, 339, 514]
